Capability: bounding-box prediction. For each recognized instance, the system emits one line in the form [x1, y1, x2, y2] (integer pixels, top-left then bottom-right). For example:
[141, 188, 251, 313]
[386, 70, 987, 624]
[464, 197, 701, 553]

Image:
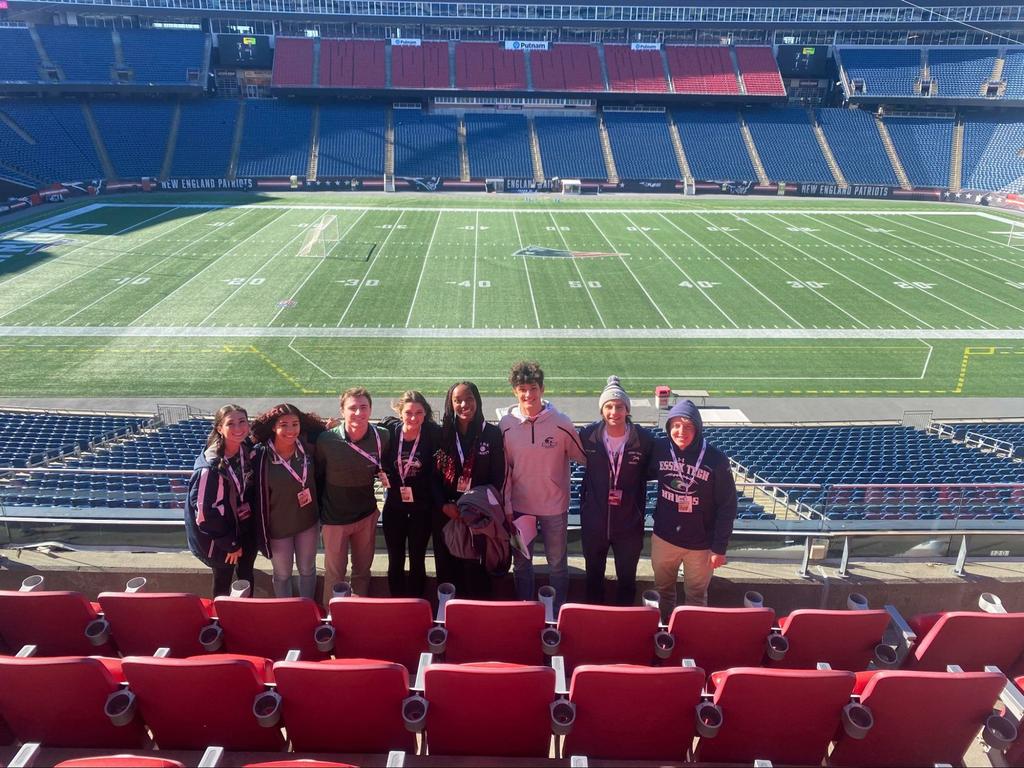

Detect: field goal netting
[297, 214, 340, 258]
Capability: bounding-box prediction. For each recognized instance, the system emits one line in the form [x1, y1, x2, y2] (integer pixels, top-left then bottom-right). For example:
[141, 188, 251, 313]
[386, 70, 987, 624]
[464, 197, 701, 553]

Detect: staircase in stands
[874, 114, 912, 189]
[457, 119, 471, 182]
[80, 103, 116, 179]
[949, 116, 964, 192]
[159, 101, 182, 180]
[737, 111, 770, 185]
[807, 107, 848, 188]
[527, 116, 545, 182]
[307, 104, 320, 181]
[226, 100, 246, 180]
[729, 47, 748, 95]
[665, 111, 693, 182]
[384, 107, 395, 176]
[596, 111, 619, 184]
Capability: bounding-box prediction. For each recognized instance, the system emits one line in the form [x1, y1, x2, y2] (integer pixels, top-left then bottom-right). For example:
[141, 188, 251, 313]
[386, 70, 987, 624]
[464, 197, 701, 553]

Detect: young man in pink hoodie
[499, 361, 586, 607]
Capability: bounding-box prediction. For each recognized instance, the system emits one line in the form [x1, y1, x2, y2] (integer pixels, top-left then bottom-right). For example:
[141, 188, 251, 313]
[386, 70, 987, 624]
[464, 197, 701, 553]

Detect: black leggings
[383, 506, 432, 598]
[431, 508, 493, 599]
[211, 544, 258, 597]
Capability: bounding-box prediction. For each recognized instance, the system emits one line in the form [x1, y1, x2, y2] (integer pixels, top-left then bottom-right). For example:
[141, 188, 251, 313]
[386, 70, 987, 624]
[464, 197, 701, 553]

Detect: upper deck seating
[271, 37, 314, 87]
[391, 41, 450, 89]
[455, 42, 526, 90]
[840, 46, 922, 97]
[666, 46, 739, 94]
[928, 47, 998, 98]
[0, 27, 44, 83]
[319, 39, 386, 88]
[530, 44, 604, 91]
[119, 28, 205, 85]
[604, 45, 668, 92]
[36, 26, 116, 83]
[735, 46, 786, 95]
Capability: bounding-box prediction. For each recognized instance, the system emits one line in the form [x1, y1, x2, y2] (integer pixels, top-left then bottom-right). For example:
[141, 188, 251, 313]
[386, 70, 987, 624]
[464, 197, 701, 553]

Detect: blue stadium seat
[393, 110, 460, 178]
[170, 99, 238, 178]
[961, 116, 1024, 193]
[119, 28, 205, 85]
[883, 115, 952, 188]
[929, 48, 997, 98]
[36, 26, 116, 83]
[840, 47, 921, 97]
[464, 113, 533, 179]
[0, 102, 103, 183]
[0, 27, 44, 83]
[91, 102, 174, 179]
[603, 111, 681, 180]
[815, 107, 899, 186]
[318, 103, 386, 177]
[534, 115, 607, 180]
[744, 106, 833, 183]
[673, 107, 756, 182]
[236, 100, 312, 177]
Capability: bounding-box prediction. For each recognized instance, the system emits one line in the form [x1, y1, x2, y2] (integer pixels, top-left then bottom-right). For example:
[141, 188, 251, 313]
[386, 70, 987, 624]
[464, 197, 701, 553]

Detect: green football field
[1, 193, 1023, 397]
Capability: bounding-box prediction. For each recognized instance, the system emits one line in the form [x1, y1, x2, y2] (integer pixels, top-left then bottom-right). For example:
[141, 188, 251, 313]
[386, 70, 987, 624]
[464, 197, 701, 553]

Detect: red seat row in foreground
[5, 576, 1024, 675]
[0, 653, 1020, 766]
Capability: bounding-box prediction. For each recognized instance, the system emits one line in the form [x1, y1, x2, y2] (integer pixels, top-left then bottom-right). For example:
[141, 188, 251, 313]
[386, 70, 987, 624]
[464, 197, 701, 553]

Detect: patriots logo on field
[513, 245, 619, 259]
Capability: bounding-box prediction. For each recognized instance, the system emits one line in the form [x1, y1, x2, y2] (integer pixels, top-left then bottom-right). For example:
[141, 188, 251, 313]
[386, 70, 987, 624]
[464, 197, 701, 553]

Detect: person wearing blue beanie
[647, 399, 737, 618]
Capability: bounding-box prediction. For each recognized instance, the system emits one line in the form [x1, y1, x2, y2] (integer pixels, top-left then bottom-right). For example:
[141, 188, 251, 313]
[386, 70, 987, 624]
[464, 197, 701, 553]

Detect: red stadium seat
[561, 664, 705, 760]
[0, 657, 145, 748]
[328, 597, 433, 672]
[442, 599, 547, 665]
[773, 608, 891, 670]
[554, 604, 661, 671]
[0, 589, 117, 656]
[120, 655, 285, 751]
[213, 596, 328, 661]
[830, 669, 1009, 767]
[55, 758, 185, 768]
[421, 662, 556, 757]
[97, 592, 216, 657]
[245, 762, 357, 768]
[693, 667, 855, 765]
[666, 606, 776, 672]
[272, 659, 416, 753]
[903, 611, 1024, 671]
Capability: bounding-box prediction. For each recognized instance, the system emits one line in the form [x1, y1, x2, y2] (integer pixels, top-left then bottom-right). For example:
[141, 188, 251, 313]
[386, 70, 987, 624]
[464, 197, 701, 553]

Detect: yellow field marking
[247, 345, 321, 395]
[954, 346, 996, 394]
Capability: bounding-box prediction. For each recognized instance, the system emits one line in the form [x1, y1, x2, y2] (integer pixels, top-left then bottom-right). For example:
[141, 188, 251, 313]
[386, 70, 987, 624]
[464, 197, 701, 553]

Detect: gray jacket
[443, 484, 513, 577]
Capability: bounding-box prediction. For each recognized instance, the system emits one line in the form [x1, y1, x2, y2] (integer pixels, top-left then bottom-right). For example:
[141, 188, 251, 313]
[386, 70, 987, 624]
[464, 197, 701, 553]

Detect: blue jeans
[270, 523, 320, 599]
[513, 512, 569, 608]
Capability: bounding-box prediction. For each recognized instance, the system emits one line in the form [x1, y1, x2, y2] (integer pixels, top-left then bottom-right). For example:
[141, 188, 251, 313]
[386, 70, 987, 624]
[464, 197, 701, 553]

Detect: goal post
[384, 173, 396, 193]
[297, 213, 340, 258]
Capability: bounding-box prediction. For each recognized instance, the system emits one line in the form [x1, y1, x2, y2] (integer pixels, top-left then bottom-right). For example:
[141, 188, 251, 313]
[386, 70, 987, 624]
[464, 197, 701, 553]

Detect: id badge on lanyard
[669, 439, 706, 516]
[455, 431, 475, 493]
[344, 427, 386, 486]
[269, 441, 312, 508]
[226, 451, 251, 519]
[396, 430, 421, 503]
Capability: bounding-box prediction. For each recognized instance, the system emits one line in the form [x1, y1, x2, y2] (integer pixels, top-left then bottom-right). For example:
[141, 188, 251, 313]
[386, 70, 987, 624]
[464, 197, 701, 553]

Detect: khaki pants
[322, 512, 379, 603]
[651, 534, 713, 620]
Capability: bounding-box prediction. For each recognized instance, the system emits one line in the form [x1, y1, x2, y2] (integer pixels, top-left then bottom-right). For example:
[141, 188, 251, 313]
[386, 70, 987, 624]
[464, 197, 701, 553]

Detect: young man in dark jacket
[578, 376, 654, 605]
[647, 399, 737, 618]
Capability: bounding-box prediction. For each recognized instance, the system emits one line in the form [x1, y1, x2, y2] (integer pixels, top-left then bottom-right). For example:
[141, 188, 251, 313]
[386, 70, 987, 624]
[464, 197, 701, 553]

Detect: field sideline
[0, 194, 1022, 397]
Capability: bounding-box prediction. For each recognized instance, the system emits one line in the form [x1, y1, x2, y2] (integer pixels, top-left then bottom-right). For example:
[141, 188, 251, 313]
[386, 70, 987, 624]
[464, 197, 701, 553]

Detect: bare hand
[326, 416, 342, 429]
[443, 503, 459, 520]
[710, 553, 727, 569]
[225, 548, 242, 565]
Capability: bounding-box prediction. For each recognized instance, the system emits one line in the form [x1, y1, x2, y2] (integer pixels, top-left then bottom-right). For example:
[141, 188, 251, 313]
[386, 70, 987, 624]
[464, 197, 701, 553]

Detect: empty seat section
[119, 29, 205, 85]
[735, 46, 785, 95]
[1003, 48, 1024, 99]
[319, 39, 385, 88]
[213, 596, 328, 660]
[603, 111, 680, 179]
[555, 604, 662, 671]
[816, 107, 899, 185]
[170, 99, 237, 177]
[236, 100, 312, 177]
[604, 45, 668, 92]
[0, 102, 104, 183]
[91, 102, 173, 179]
[0, 410, 144, 469]
[455, 42, 526, 89]
[317, 103, 385, 176]
[37, 26, 115, 83]
[530, 45, 603, 91]
[666, 46, 738, 94]
[328, 597, 433, 671]
[929, 47, 997, 98]
[272, 37, 314, 86]
[533, 115, 606, 179]
[840, 46, 921, 97]
[464, 113, 533, 178]
[97, 591, 216, 657]
[0, 27, 43, 83]
[961, 116, 1024, 192]
[745, 106, 833, 183]
[673, 107, 756, 181]
[883, 115, 952, 187]
[393, 110, 459, 177]
[391, 41, 450, 88]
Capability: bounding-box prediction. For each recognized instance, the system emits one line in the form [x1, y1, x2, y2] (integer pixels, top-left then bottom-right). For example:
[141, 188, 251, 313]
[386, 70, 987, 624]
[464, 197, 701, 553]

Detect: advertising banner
[615, 179, 678, 193]
[795, 182, 892, 198]
[391, 38, 421, 46]
[158, 178, 256, 191]
[630, 42, 662, 51]
[504, 40, 549, 51]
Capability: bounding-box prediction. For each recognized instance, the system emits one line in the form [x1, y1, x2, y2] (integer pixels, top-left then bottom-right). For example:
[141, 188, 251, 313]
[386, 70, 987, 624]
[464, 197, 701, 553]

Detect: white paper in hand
[511, 514, 537, 559]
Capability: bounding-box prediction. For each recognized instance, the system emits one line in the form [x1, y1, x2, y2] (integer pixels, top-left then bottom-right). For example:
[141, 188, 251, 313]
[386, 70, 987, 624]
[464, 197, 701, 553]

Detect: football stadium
[3, 0, 1024, 764]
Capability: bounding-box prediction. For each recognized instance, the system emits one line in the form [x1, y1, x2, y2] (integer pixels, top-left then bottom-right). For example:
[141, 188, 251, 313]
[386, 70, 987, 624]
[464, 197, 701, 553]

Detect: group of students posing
[185, 361, 738, 616]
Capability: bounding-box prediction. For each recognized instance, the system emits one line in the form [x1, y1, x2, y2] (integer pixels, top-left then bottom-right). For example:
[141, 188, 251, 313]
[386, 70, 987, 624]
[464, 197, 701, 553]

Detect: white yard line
[585, 212, 673, 327]
[813, 215, 1001, 329]
[130, 209, 285, 325]
[0, 208, 194, 322]
[894, 214, 1024, 274]
[550, 212, 605, 328]
[288, 336, 339, 380]
[617, 212, 734, 328]
[656, 212, 803, 328]
[337, 211, 406, 327]
[405, 211, 443, 328]
[269, 209, 368, 326]
[512, 211, 541, 328]
[472, 211, 479, 329]
[762, 213, 932, 328]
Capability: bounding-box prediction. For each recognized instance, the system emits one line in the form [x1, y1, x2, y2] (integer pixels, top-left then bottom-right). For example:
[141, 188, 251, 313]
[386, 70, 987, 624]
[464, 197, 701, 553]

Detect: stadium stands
[90, 102, 174, 178]
[118, 28, 205, 86]
[455, 42, 526, 90]
[929, 47, 998, 98]
[665, 46, 739, 95]
[673, 107, 757, 181]
[319, 39, 386, 88]
[554, 604, 662, 671]
[0, 410, 146, 469]
[35, 26, 116, 84]
[883, 115, 953, 187]
[602, 111, 681, 179]
[316, 102, 386, 177]
[390, 41, 450, 89]
[0, 101, 104, 183]
[169, 99, 237, 177]
[392, 109, 460, 177]
[96, 590, 216, 657]
[0, 588, 118, 657]
[271, 37, 314, 87]
[664, 606, 776, 672]
[530, 44, 604, 92]
[604, 45, 668, 92]
[327, 596, 433, 671]
[839, 46, 922, 97]
[0, 27, 44, 83]
[533, 114, 607, 179]
[236, 100, 312, 177]
[735, 46, 786, 95]
[442, 599, 547, 664]
[744, 106, 834, 183]
[1003, 48, 1024, 100]
[464, 113, 533, 178]
[815, 107, 900, 185]
[961, 115, 1024, 192]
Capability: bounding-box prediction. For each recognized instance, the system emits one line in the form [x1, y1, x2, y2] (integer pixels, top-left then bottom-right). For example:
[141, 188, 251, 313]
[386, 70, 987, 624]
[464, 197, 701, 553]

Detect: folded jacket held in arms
[443, 484, 513, 576]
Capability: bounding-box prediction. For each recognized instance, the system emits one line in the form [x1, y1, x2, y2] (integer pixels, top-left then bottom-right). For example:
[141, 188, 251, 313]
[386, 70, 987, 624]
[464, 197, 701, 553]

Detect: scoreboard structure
[776, 44, 831, 79]
[217, 33, 273, 68]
